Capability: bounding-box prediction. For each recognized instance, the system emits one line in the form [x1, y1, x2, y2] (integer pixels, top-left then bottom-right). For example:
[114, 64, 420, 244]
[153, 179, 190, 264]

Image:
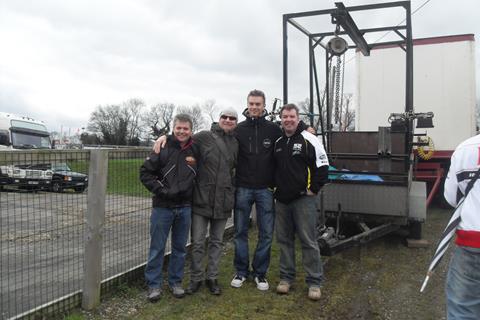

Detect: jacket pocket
[193, 183, 214, 208]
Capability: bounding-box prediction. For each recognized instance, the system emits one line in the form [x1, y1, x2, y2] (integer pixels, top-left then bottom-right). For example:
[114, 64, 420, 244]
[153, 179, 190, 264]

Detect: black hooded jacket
[273, 121, 329, 204]
[235, 109, 282, 189]
[140, 136, 197, 208]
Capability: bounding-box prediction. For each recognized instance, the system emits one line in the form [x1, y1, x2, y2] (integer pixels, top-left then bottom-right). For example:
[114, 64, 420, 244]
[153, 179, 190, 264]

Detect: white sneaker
[254, 276, 269, 291]
[230, 274, 247, 288]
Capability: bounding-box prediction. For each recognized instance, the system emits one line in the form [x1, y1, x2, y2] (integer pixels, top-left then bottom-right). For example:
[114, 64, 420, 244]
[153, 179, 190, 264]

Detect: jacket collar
[242, 108, 268, 125]
[167, 135, 194, 150]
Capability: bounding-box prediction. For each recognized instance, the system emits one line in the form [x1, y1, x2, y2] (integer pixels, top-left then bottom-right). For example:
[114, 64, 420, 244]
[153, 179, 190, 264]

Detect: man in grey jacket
[154, 108, 239, 295]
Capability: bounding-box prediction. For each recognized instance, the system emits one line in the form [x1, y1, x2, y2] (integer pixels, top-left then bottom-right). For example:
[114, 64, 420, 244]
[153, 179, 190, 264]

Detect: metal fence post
[82, 150, 108, 310]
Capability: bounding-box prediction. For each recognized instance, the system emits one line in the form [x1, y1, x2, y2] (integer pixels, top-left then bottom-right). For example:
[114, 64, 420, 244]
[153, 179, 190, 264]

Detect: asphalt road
[0, 189, 235, 320]
[0, 190, 152, 320]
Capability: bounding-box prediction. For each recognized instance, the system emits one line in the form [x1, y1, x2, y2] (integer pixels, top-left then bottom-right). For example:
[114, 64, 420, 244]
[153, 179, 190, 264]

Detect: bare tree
[297, 98, 314, 125]
[143, 103, 176, 139]
[297, 95, 327, 133]
[123, 98, 146, 145]
[295, 91, 354, 133]
[201, 99, 219, 124]
[88, 104, 128, 145]
[176, 104, 207, 132]
[340, 94, 355, 131]
[87, 98, 148, 146]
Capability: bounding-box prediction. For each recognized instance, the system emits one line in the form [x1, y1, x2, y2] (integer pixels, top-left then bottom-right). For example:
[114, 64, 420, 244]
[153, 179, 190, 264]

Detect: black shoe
[206, 279, 221, 295]
[186, 280, 202, 294]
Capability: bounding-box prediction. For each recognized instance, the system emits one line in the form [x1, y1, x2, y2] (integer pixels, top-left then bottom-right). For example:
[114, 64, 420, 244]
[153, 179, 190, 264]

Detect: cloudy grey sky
[1, 0, 479, 133]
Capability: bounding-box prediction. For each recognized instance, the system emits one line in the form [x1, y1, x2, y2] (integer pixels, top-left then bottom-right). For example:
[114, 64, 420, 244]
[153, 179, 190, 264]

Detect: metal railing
[0, 148, 152, 319]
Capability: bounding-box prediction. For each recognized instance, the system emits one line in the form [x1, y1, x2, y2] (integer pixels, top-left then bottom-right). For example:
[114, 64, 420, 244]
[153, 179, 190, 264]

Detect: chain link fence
[0, 148, 152, 319]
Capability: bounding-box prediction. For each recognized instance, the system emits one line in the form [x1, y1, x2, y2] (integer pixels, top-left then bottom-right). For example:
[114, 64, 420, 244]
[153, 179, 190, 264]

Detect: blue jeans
[145, 206, 191, 288]
[234, 187, 275, 278]
[446, 245, 480, 320]
[275, 195, 324, 287]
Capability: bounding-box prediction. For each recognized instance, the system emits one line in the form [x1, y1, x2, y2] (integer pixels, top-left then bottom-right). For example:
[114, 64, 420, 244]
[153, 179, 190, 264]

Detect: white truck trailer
[355, 34, 477, 205]
[0, 112, 53, 189]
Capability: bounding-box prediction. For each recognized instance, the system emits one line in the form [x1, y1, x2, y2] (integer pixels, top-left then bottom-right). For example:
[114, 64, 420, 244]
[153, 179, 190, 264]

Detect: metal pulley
[327, 24, 348, 56]
[327, 36, 348, 56]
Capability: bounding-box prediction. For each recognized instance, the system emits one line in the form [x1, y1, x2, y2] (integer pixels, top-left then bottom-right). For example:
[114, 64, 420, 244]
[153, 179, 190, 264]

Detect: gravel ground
[74, 206, 453, 320]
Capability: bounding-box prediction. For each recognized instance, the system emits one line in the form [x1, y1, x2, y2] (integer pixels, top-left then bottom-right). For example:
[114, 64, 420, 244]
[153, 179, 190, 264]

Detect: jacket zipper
[160, 164, 176, 185]
[255, 123, 258, 154]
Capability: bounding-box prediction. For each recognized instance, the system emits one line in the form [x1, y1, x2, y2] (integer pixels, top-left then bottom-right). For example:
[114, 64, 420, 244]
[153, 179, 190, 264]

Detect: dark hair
[280, 103, 299, 116]
[247, 89, 266, 104]
[173, 113, 193, 129]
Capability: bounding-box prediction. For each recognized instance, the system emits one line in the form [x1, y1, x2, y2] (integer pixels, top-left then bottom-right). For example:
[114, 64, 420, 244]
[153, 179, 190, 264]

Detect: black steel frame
[282, 1, 413, 155]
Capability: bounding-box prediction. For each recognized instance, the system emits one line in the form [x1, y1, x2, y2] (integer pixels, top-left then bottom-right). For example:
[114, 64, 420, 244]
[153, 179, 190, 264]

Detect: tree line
[81, 98, 218, 146]
[81, 93, 355, 146]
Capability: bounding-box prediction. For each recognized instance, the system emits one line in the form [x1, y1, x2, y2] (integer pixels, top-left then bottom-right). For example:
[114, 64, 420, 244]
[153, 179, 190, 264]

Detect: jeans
[190, 214, 228, 281]
[145, 206, 191, 288]
[234, 187, 275, 278]
[275, 195, 324, 287]
[446, 245, 480, 320]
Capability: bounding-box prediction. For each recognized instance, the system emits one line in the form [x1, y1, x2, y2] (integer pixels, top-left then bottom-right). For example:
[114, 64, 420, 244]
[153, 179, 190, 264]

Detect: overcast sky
[1, 0, 479, 133]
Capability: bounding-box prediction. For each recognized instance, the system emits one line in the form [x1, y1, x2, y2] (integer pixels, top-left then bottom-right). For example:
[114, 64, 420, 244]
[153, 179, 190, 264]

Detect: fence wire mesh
[102, 149, 151, 281]
[0, 148, 152, 319]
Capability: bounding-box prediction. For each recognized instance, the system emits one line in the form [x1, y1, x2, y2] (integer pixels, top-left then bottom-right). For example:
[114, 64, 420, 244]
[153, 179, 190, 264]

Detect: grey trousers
[275, 195, 324, 287]
[190, 214, 228, 282]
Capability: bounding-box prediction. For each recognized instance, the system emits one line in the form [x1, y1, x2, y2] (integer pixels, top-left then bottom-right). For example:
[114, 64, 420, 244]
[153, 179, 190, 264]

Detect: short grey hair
[173, 113, 193, 129]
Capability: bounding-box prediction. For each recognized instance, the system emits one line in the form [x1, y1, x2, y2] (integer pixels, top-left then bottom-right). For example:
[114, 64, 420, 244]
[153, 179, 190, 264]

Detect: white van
[0, 112, 53, 189]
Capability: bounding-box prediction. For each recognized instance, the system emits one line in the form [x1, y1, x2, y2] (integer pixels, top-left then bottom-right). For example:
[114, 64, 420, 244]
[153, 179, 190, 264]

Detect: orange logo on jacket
[185, 156, 196, 166]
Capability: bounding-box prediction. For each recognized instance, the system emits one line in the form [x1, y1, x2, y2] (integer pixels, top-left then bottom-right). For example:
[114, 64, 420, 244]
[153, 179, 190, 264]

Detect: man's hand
[153, 135, 167, 154]
[306, 189, 316, 196]
[306, 126, 316, 135]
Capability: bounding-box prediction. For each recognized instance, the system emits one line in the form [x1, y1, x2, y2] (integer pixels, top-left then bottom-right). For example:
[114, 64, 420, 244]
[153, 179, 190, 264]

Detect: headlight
[64, 176, 72, 181]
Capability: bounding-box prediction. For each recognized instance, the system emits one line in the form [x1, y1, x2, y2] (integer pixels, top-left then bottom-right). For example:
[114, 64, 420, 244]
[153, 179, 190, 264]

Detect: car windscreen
[52, 163, 71, 171]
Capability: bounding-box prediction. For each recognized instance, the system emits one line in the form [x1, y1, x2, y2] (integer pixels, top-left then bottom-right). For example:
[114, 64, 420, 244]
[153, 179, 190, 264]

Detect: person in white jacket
[444, 134, 480, 319]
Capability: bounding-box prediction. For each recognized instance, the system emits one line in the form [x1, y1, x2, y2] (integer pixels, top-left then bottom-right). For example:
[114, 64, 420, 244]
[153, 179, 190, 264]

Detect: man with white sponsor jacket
[444, 134, 480, 319]
[273, 103, 329, 301]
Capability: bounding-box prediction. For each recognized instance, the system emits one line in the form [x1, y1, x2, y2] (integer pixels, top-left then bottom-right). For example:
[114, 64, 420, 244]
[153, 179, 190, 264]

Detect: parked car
[0, 164, 53, 191]
[49, 163, 88, 193]
[28, 163, 88, 193]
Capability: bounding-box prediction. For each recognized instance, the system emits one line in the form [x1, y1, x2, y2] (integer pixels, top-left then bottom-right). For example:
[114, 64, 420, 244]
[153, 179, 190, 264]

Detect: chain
[334, 55, 342, 124]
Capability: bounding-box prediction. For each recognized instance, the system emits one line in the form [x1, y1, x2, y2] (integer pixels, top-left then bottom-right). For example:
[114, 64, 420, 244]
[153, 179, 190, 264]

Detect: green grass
[68, 230, 327, 320]
[64, 313, 84, 320]
[69, 158, 150, 197]
[106, 159, 150, 197]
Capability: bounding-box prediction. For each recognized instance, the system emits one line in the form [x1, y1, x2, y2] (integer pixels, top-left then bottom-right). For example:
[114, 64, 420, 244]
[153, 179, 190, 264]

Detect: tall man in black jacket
[231, 89, 282, 291]
[273, 104, 329, 301]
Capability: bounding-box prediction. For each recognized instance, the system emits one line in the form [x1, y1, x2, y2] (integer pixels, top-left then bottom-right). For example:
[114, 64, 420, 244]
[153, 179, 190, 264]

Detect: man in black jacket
[140, 114, 197, 302]
[231, 89, 282, 291]
[273, 103, 328, 301]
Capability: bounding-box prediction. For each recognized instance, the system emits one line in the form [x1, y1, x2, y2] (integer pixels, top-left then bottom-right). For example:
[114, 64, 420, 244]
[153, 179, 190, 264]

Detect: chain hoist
[335, 55, 345, 123]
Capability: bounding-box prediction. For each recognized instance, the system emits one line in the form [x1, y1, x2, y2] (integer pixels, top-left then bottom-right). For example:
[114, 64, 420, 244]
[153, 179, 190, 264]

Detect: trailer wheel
[408, 220, 422, 240]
